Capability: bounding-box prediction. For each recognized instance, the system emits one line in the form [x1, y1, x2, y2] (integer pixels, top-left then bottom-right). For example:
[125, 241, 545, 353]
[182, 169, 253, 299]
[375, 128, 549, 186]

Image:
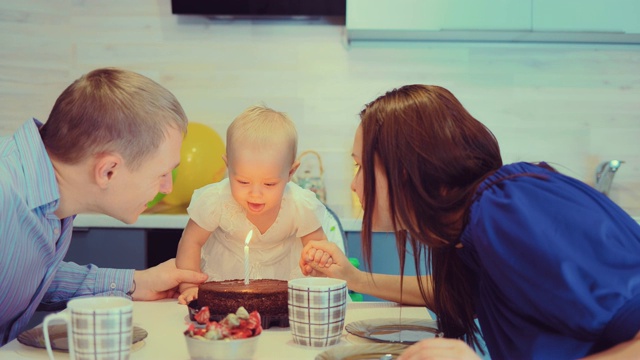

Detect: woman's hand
[398, 338, 481, 360]
[132, 258, 208, 301]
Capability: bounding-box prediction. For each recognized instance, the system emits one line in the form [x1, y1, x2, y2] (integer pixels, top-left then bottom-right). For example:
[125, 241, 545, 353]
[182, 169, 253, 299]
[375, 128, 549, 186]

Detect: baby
[177, 105, 331, 304]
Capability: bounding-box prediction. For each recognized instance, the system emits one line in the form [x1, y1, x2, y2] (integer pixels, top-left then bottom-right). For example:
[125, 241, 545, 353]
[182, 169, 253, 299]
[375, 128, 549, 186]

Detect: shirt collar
[14, 118, 60, 210]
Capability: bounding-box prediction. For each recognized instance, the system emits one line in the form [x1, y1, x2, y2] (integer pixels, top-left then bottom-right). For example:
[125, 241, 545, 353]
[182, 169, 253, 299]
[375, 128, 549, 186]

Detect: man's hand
[132, 258, 208, 301]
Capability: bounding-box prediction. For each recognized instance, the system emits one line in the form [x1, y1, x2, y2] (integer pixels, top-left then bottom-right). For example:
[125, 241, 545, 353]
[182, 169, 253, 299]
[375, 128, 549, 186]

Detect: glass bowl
[184, 333, 259, 360]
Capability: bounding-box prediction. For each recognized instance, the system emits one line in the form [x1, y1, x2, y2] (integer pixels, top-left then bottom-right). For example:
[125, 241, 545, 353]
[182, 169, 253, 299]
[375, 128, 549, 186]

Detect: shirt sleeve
[463, 171, 640, 345]
[40, 261, 134, 308]
[290, 183, 326, 237]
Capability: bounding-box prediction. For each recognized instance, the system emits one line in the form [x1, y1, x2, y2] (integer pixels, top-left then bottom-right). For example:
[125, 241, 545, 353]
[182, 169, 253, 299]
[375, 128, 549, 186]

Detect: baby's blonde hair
[226, 105, 298, 165]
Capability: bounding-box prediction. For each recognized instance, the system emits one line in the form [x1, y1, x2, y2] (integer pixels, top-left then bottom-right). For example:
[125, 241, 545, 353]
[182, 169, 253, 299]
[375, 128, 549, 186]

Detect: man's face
[105, 126, 182, 224]
[227, 143, 293, 221]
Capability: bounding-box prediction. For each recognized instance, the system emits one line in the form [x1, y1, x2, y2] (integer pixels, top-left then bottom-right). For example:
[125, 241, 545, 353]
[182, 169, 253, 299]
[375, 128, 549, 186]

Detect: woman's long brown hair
[359, 85, 502, 349]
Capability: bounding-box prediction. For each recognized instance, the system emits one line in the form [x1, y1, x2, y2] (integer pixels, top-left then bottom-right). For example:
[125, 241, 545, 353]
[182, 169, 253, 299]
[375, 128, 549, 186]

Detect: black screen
[171, 0, 346, 17]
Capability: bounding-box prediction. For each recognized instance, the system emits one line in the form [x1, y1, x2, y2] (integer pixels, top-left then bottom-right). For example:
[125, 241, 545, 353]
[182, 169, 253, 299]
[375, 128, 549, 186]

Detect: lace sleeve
[290, 182, 326, 237]
[186, 181, 226, 231]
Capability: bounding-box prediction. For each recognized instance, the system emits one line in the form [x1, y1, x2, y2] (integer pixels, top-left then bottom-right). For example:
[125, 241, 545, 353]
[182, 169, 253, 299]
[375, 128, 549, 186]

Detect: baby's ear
[288, 160, 301, 179]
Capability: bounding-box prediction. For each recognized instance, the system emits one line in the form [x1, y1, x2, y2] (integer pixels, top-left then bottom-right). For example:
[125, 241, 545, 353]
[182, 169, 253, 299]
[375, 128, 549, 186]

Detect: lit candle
[244, 230, 253, 285]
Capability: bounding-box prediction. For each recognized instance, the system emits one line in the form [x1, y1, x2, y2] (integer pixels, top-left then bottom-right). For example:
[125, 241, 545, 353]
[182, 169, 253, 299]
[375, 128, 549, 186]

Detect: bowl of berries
[184, 306, 262, 360]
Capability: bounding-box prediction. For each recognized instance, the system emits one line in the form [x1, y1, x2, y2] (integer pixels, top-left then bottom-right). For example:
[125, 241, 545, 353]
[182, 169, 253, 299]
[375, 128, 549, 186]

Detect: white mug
[43, 296, 133, 360]
[288, 277, 347, 347]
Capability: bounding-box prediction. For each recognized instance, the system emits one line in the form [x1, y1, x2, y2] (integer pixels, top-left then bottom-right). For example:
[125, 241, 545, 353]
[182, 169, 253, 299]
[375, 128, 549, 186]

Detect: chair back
[322, 207, 347, 255]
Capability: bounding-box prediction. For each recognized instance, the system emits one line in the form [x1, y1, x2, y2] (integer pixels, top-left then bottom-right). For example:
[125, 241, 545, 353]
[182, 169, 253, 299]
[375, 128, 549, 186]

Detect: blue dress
[458, 162, 640, 359]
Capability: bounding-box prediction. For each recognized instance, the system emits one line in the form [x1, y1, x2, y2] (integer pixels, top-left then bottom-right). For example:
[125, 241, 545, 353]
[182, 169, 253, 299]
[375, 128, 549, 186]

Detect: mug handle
[42, 312, 74, 360]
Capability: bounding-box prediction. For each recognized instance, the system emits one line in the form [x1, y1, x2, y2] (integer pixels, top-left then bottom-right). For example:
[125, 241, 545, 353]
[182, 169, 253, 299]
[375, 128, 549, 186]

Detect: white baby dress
[187, 178, 326, 281]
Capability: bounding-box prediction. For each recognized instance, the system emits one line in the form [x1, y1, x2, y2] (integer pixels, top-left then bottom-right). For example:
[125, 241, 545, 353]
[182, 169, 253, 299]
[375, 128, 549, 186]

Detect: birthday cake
[193, 279, 289, 328]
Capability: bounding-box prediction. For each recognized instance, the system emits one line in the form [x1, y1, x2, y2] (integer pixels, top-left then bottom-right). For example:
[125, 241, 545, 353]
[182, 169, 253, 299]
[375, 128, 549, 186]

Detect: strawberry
[230, 328, 252, 339]
[246, 311, 262, 331]
[194, 306, 210, 325]
[185, 306, 262, 340]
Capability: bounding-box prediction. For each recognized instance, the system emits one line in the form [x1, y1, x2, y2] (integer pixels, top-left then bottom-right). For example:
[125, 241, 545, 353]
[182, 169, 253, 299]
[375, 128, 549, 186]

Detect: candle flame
[244, 230, 253, 246]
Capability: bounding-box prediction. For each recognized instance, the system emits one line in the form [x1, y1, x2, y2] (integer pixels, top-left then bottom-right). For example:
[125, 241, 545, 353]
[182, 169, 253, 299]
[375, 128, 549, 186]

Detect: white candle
[244, 230, 253, 285]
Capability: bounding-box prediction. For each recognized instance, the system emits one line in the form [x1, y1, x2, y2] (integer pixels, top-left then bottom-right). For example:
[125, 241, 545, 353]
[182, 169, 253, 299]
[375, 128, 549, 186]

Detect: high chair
[321, 207, 363, 301]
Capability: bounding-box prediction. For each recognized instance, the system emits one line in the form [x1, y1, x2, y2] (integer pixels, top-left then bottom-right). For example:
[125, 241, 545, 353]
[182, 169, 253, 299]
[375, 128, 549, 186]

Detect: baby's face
[227, 143, 294, 218]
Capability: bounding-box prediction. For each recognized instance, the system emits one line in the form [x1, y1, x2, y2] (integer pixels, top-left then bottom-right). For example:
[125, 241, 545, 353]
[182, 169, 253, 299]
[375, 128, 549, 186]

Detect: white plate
[17, 324, 148, 351]
[345, 318, 442, 344]
[316, 344, 409, 360]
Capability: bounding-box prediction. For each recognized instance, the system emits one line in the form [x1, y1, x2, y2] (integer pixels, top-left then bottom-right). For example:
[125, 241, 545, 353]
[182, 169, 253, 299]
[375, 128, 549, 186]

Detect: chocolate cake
[194, 279, 289, 328]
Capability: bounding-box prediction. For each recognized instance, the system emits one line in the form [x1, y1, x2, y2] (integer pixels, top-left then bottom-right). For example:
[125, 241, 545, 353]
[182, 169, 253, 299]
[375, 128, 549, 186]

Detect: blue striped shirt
[0, 119, 134, 345]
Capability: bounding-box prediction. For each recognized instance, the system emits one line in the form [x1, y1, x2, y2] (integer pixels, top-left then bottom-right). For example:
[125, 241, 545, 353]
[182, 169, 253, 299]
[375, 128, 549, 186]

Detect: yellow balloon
[163, 122, 226, 206]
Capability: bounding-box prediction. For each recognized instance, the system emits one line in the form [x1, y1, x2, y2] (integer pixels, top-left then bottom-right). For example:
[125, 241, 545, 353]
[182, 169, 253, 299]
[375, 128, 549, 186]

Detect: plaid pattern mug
[43, 296, 133, 360]
[288, 277, 347, 347]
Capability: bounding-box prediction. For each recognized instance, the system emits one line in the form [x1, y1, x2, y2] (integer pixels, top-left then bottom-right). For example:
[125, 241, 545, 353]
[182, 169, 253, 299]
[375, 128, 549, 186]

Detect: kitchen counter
[74, 203, 363, 232]
[74, 205, 639, 232]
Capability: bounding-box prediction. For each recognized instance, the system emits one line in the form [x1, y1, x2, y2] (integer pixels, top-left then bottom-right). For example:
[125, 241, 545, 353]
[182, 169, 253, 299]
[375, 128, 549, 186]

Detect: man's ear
[94, 153, 123, 189]
[288, 160, 301, 180]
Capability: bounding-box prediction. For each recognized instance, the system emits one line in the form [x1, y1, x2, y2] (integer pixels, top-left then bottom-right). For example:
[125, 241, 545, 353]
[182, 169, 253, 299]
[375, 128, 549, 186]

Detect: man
[0, 68, 207, 345]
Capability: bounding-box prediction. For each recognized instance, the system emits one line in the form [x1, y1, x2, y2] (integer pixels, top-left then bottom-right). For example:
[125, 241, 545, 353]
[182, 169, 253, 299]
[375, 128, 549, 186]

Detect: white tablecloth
[1, 300, 432, 359]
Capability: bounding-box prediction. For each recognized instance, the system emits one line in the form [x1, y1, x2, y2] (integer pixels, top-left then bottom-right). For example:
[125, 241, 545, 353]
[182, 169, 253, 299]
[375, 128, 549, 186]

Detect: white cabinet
[347, 0, 531, 41]
[346, 0, 640, 43]
[532, 0, 640, 33]
[347, 0, 531, 32]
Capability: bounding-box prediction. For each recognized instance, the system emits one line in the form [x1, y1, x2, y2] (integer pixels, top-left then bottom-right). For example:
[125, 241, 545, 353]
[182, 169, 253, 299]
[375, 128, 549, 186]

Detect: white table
[1, 301, 432, 359]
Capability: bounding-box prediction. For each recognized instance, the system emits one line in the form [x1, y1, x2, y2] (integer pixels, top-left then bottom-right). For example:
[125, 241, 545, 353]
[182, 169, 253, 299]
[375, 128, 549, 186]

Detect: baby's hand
[306, 246, 334, 268]
[178, 286, 199, 305]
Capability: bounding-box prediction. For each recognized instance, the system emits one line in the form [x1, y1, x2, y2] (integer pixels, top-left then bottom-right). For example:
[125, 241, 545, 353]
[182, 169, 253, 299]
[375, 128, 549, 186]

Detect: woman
[303, 85, 640, 359]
